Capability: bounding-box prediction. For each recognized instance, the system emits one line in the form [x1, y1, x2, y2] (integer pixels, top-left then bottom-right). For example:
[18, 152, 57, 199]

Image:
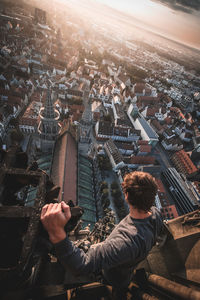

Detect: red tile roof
[20, 117, 38, 126]
[139, 145, 152, 153]
[0, 87, 9, 96]
[72, 112, 82, 122]
[138, 96, 159, 102]
[137, 96, 159, 108]
[115, 142, 134, 150]
[193, 182, 200, 193]
[31, 92, 41, 102]
[146, 107, 158, 117]
[69, 104, 84, 112]
[156, 179, 166, 194]
[8, 95, 22, 105]
[130, 156, 155, 165]
[151, 119, 163, 131]
[170, 107, 180, 113]
[171, 150, 197, 175]
[134, 83, 145, 93]
[165, 117, 172, 125]
[137, 140, 148, 145]
[161, 205, 179, 219]
[93, 111, 100, 121]
[145, 88, 152, 95]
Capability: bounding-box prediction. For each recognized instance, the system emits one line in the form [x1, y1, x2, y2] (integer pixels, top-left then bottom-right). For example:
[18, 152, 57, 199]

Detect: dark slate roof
[138, 117, 158, 139]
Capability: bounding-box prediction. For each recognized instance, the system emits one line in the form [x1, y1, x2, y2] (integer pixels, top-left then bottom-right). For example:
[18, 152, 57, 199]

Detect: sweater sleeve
[54, 235, 135, 276]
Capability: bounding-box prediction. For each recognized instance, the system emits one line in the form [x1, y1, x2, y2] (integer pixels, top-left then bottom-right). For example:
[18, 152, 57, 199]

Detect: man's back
[102, 206, 163, 288]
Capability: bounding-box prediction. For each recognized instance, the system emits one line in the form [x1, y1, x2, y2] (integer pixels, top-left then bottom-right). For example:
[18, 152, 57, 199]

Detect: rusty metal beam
[19, 172, 47, 269]
[0, 206, 34, 218]
[141, 294, 159, 300]
[148, 274, 200, 300]
[130, 286, 159, 300]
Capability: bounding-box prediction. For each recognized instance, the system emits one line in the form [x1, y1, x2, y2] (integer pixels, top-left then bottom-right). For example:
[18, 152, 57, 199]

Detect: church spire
[38, 89, 61, 153]
[43, 89, 57, 119]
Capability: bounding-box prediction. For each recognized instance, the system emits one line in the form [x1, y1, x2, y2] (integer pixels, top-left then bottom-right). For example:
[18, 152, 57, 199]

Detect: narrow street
[155, 143, 172, 169]
[78, 88, 92, 155]
[153, 143, 175, 205]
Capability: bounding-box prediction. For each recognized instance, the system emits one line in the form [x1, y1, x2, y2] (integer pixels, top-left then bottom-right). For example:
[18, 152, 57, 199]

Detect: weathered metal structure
[0, 146, 200, 299]
[133, 210, 200, 300]
[0, 146, 83, 300]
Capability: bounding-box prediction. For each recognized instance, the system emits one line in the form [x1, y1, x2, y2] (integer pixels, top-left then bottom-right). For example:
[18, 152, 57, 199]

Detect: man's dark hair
[122, 171, 158, 212]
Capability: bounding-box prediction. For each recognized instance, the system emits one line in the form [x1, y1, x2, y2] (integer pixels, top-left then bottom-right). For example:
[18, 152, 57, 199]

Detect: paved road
[81, 101, 92, 124]
[155, 143, 172, 169]
[78, 89, 93, 155]
[152, 143, 176, 205]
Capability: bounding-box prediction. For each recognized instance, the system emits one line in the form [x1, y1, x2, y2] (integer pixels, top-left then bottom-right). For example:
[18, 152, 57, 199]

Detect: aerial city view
[0, 0, 200, 299]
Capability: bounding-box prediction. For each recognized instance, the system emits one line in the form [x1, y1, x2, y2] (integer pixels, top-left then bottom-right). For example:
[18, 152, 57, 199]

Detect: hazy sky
[94, 0, 200, 50]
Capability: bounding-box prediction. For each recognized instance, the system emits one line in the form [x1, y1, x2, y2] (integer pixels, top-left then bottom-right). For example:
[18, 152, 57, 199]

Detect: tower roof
[42, 90, 57, 119]
[38, 90, 61, 152]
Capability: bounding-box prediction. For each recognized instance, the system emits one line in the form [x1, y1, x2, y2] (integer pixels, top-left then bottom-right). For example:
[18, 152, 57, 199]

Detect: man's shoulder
[107, 215, 137, 239]
[117, 215, 134, 227]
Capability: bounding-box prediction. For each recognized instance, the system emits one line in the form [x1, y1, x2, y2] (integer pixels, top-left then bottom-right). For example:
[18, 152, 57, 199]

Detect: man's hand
[41, 201, 71, 244]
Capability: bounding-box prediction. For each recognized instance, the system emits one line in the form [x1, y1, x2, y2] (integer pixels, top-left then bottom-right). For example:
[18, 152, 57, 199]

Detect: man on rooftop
[41, 171, 163, 299]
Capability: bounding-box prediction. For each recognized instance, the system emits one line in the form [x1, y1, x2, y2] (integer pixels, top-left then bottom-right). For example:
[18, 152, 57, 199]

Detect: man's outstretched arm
[41, 202, 134, 276]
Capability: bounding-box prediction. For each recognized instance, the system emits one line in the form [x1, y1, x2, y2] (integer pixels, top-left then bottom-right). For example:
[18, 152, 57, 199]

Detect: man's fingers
[53, 203, 63, 214]
[41, 204, 49, 218]
[46, 203, 55, 213]
[41, 202, 71, 222]
[41, 203, 59, 219]
[61, 201, 71, 220]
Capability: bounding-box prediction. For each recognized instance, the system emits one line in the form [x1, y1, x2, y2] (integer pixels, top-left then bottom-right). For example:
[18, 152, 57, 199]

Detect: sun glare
[95, 0, 159, 18]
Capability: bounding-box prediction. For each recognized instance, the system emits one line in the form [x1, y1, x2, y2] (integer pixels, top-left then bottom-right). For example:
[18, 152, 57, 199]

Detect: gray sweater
[54, 206, 163, 288]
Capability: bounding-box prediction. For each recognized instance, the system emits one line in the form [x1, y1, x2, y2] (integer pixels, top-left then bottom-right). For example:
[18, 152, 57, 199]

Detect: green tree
[118, 207, 128, 220]
[111, 181, 119, 189]
[111, 189, 121, 197]
[104, 160, 112, 171]
[101, 188, 109, 199]
[102, 197, 110, 209]
[97, 155, 112, 171]
[101, 181, 108, 191]
[114, 197, 124, 209]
